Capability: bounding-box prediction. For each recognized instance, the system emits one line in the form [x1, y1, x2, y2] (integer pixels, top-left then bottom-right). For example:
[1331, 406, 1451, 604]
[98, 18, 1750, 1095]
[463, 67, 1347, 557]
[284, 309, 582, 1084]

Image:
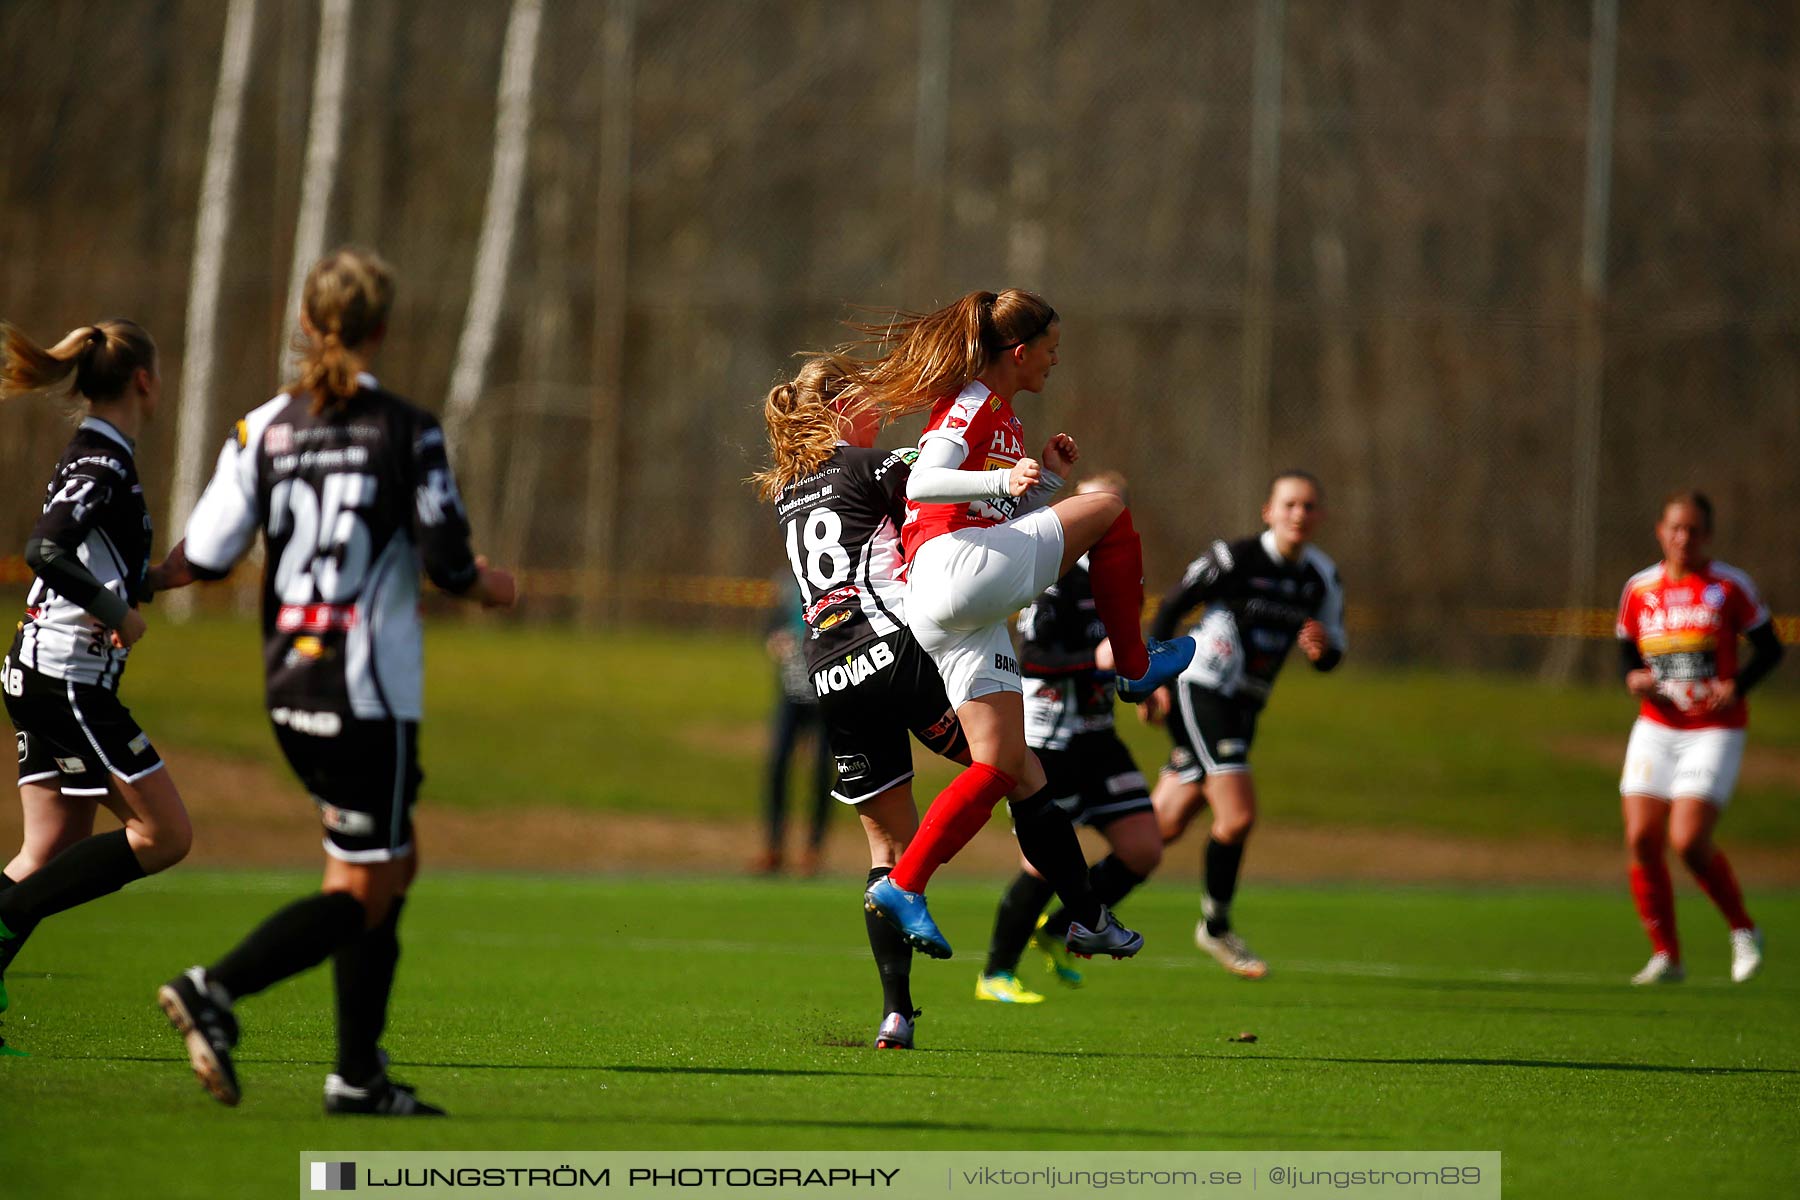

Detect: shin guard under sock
[334, 897, 405, 1084]
[864, 868, 914, 1016]
[888, 763, 1014, 893]
[0, 829, 146, 935]
[210, 891, 367, 1003]
[1087, 507, 1150, 680]
[1010, 789, 1101, 929]
[985, 870, 1057, 976]
[1204, 837, 1246, 935]
[1629, 860, 1680, 958]
[1691, 850, 1753, 932]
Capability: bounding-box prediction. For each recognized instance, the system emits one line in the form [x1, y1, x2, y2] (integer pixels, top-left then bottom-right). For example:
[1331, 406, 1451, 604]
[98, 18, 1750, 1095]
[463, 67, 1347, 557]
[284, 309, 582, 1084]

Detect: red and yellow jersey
[899, 381, 1029, 563]
[1616, 560, 1771, 730]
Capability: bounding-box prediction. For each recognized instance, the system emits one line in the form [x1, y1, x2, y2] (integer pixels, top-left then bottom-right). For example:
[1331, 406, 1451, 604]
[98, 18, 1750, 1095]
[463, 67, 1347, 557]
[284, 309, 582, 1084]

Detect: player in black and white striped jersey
[151, 248, 516, 1114]
[0, 318, 195, 1049]
[1142, 470, 1346, 979]
[756, 356, 967, 1051]
[977, 473, 1163, 1003]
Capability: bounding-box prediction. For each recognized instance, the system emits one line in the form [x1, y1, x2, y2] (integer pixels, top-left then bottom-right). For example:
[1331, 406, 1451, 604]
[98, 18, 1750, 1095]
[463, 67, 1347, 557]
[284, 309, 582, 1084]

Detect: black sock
[985, 870, 1056, 976]
[1008, 789, 1100, 929]
[334, 897, 404, 1085]
[863, 868, 912, 1016]
[0, 872, 27, 974]
[1204, 837, 1246, 935]
[210, 891, 366, 1002]
[0, 829, 145, 938]
[1043, 855, 1148, 939]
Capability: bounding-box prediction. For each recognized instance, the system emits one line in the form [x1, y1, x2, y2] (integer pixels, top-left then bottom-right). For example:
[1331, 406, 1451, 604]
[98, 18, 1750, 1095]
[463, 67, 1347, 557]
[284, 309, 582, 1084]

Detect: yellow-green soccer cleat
[975, 972, 1045, 1004]
[1033, 915, 1084, 987]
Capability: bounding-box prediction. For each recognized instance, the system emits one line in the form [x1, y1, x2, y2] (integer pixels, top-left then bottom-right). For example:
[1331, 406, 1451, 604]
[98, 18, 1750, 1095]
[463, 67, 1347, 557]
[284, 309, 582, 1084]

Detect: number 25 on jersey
[270, 473, 378, 605]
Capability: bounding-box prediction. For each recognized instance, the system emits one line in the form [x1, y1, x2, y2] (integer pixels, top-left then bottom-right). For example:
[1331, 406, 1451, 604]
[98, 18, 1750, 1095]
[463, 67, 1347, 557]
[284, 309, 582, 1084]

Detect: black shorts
[1035, 730, 1152, 829]
[5, 657, 163, 796]
[272, 712, 421, 862]
[817, 631, 968, 803]
[1165, 681, 1258, 784]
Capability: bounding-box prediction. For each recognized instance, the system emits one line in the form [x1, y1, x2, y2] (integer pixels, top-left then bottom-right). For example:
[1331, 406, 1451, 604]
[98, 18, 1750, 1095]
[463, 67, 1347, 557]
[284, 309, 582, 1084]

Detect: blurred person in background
[853, 289, 1195, 963]
[149, 247, 517, 1113]
[755, 356, 970, 1050]
[977, 471, 1163, 1005]
[1142, 470, 1345, 979]
[1615, 490, 1781, 985]
[754, 571, 834, 876]
[0, 319, 193, 1052]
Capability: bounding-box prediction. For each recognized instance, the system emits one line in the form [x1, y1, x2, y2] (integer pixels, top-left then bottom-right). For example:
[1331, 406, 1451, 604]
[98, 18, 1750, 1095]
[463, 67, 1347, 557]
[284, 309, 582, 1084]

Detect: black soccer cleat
[324, 1072, 447, 1116]
[157, 967, 242, 1107]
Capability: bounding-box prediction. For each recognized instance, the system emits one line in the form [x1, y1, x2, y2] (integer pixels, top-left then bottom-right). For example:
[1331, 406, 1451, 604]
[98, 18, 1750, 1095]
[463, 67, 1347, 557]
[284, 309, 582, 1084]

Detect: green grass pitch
[6, 871, 1796, 1199]
[105, 616, 1800, 844]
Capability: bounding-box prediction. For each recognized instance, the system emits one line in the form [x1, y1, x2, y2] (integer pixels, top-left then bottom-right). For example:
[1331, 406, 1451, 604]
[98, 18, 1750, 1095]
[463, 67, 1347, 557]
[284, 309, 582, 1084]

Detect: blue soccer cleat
[864, 877, 953, 959]
[1115, 636, 1197, 702]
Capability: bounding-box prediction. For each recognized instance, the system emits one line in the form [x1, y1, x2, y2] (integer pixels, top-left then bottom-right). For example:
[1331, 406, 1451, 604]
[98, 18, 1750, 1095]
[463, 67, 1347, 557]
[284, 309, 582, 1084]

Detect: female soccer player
[757, 356, 959, 1049]
[0, 319, 193, 1048]
[151, 248, 516, 1112]
[978, 472, 1164, 1004]
[1616, 491, 1781, 985]
[851, 289, 1194, 960]
[1143, 470, 1345, 979]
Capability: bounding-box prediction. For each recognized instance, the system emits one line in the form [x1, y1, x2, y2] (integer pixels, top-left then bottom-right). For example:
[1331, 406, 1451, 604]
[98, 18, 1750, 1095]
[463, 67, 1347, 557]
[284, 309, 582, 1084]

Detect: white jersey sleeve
[905, 436, 1012, 504]
[184, 394, 287, 572]
[1305, 545, 1348, 651]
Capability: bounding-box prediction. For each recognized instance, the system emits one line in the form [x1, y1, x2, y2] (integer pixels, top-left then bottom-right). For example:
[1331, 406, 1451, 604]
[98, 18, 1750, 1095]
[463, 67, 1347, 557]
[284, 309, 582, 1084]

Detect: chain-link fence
[2, 0, 1795, 674]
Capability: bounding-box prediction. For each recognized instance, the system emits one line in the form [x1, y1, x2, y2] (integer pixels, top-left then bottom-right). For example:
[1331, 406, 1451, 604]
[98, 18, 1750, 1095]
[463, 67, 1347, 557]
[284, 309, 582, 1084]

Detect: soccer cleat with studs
[324, 1071, 447, 1116]
[975, 971, 1045, 1004]
[1195, 919, 1269, 979]
[157, 966, 242, 1106]
[1629, 951, 1685, 986]
[864, 876, 952, 959]
[874, 1008, 920, 1050]
[1729, 928, 1763, 984]
[1116, 636, 1198, 702]
[1065, 905, 1144, 960]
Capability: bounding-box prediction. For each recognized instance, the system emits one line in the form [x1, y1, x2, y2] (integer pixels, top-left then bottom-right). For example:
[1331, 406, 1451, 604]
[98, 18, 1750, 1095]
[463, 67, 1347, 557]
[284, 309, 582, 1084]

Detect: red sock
[1087, 507, 1150, 680]
[1629, 859, 1679, 959]
[888, 763, 1015, 893]
[1691, 850, 1754, 931]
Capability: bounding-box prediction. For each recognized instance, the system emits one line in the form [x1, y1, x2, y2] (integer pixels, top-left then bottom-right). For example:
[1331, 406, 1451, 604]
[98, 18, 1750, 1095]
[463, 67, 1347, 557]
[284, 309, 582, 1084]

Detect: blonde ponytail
[847, 288, 1057, 420]
[1, 320, 156, 404]
[293, 246, 395, 416]
[752, 356, 861, 502]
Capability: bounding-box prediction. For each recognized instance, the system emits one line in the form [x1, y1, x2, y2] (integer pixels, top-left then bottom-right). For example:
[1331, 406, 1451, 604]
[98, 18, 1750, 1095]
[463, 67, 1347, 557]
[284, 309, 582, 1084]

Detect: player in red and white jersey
[1615, 491, 1783, 986]
[852, 289, 1196, 961]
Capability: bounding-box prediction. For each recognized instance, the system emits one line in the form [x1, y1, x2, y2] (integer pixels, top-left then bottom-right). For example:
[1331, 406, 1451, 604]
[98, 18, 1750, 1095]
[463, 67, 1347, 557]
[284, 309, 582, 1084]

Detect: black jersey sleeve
[24, 537, 130, 626]
[411, 417, 480, 595]
[32, 458, 121, 552]
[1151, 539, 1236, 641]
[1736, 621, 1785, 695]
[872, 448, 915, 529]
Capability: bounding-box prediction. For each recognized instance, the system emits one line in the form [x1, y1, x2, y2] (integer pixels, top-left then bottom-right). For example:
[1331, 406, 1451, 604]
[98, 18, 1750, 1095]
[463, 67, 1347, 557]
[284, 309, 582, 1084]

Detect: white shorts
[906, 508, 1067, 708]
[1619, 718, 1746, 807]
